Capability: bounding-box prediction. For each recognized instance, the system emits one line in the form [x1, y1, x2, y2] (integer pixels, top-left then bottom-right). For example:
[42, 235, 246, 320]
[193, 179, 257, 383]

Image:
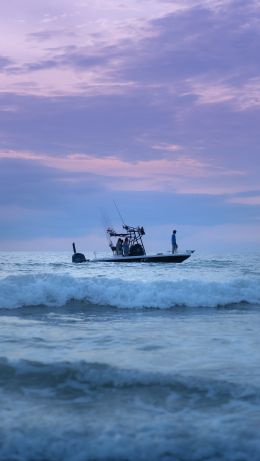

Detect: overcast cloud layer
[1, 0, 260, 251]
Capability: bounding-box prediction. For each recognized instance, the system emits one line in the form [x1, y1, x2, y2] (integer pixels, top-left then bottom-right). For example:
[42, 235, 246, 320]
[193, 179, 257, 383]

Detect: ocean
[0, 250, 260, 461]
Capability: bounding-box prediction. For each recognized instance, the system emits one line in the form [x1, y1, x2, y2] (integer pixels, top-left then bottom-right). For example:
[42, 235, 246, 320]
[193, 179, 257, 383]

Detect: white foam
[1, 357, 259, 401]
[0, 274, 260, 309]
[0, 358, 260, 461]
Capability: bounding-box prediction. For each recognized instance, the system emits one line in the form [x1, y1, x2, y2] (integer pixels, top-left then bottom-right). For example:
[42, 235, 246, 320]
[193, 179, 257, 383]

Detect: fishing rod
[113, 200, 125, 226]
[99, 207, 114, 247]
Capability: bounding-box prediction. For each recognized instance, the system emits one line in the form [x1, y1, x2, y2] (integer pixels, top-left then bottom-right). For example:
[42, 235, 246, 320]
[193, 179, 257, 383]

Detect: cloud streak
[0, 149, 256, 198]
[186, 77, 260, 111]
[1, 0, 259, 102]
[1, 0, 260, 249]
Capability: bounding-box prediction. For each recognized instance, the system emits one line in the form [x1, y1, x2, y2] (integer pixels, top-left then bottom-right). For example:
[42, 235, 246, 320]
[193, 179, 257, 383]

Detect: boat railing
[107, 224, 146, 256]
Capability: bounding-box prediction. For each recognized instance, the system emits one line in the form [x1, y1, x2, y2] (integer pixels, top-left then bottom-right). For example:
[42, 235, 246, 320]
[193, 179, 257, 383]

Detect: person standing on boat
[171, 230, 178, 254]
[116, 238, 123, 255]
[123, 237, 130, 256]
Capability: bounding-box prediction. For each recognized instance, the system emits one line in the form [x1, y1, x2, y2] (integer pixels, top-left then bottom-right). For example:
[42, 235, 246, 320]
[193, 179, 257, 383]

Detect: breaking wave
[1, 358, 260, 461]
[0, 273, 260, 309]
[0, 357, 259, 402]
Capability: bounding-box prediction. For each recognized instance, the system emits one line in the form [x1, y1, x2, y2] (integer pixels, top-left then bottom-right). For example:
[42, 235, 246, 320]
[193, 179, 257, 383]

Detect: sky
[1, 0, 260, 252]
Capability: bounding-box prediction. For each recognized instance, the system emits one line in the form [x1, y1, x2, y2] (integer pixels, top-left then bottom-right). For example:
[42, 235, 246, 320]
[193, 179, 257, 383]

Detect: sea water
[0, 251, 260, 461]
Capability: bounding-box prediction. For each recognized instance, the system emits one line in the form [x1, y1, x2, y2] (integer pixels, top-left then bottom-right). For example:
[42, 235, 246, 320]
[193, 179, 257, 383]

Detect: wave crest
[0, 274, 259, 309]
[0, 357, 258, 402]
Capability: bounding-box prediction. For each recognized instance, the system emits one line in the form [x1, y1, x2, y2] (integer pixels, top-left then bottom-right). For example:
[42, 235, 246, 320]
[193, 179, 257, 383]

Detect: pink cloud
[0, 0, 242, 97]
[1, 148, 256, 196]
[185, 77, 260, 111]
[228, 195, 260, 205]
[0, 148, 224, 179]
[0, 0, 183, 97]
[151, 143, 183, 152]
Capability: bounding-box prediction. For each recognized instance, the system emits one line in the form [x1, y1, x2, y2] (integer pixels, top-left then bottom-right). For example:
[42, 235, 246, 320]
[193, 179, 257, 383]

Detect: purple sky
[1, 0, 260, 252]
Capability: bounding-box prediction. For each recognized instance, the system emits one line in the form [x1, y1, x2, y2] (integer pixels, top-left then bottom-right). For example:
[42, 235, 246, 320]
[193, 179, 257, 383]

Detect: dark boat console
[107, 224, 146, 256]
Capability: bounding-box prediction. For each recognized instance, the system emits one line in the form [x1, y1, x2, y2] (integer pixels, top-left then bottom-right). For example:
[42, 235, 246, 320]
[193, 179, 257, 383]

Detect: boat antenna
[113, 200, 125, 226]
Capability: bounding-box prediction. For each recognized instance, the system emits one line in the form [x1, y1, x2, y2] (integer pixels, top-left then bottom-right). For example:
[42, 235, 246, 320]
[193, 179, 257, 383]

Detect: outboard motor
[72, 242, 87, 263]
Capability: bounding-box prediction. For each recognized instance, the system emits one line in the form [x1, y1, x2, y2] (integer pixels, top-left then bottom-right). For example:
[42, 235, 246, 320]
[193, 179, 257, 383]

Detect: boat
[72, 223, 194, 263]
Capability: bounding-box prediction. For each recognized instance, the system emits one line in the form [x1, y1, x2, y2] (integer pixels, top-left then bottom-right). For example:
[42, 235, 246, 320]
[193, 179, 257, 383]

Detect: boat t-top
[72, 223, 194, 263]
